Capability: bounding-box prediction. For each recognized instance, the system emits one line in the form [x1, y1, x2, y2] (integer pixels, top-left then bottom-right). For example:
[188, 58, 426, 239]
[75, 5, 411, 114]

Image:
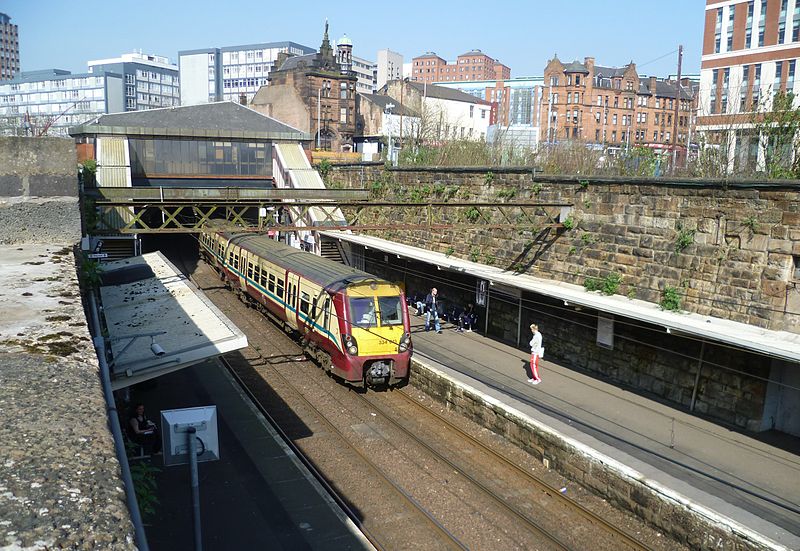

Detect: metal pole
[689, 340, 706, 412]
[672, 45, 683, 172]
[188, 427, 202, 551]
[317, 88, 321, 150]
[483, 287, 490, 335]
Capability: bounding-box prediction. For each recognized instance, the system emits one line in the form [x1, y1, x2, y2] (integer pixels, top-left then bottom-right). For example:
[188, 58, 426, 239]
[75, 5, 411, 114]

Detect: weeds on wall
[741, 215, 759, 233]
[674, 223, 695, 253]
[584, 272, 622, 296]
[660, 286, 682, 311]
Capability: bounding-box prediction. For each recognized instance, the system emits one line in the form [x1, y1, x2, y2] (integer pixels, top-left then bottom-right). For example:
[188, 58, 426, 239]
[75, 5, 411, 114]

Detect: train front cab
[341, 281, 411, 387]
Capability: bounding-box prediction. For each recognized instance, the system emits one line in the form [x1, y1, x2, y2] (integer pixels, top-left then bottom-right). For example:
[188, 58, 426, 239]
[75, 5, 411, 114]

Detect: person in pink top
[528, 323, 544, 385]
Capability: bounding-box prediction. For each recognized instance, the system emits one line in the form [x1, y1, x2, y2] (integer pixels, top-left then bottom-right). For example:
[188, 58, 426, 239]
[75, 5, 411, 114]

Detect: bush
[660, 286, 682, 311]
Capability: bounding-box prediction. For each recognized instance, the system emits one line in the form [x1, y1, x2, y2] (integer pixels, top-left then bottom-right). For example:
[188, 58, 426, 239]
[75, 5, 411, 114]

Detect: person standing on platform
[528, 323, 544, 384]
[424, 287, 441, 333]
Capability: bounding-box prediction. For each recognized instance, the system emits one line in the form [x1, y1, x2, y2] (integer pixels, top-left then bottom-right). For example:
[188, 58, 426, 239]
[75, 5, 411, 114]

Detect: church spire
[319, 19, 333, 60]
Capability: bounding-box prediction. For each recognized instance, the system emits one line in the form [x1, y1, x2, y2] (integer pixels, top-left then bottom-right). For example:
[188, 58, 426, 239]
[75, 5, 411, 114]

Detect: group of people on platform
[409, 287, 478, 334]
[409, 287, 545, 385]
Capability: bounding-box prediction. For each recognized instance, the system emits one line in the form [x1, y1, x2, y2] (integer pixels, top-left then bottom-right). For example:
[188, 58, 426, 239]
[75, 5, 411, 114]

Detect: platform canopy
[323, 231, 800, 364]
[99, 252, 248, 390]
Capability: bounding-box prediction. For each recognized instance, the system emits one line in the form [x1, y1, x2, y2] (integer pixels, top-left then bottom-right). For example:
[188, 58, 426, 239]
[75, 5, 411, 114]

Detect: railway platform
[133, 358, 371, 551]
[407, 314, 800, 550]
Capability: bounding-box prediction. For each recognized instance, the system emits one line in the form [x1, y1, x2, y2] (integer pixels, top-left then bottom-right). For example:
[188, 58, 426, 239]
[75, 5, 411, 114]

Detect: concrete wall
[0, 137, 77, 197]
[0, 137, 81, 245]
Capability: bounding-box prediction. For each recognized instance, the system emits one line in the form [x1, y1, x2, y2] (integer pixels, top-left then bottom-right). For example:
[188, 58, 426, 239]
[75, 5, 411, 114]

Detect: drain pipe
[88, 292, 150, 551]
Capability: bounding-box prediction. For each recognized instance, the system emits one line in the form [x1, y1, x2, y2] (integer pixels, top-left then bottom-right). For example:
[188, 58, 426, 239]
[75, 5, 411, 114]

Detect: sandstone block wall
[328, 165, 800, 335]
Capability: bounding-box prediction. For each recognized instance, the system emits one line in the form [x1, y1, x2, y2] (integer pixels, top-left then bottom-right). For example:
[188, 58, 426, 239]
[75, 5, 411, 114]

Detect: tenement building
[0, 12, 19, 81]
[250, 22, 358, 151]
[697, 0, 800, 172]
[411, 49, 511, 83]
[541, 55, 696, 153]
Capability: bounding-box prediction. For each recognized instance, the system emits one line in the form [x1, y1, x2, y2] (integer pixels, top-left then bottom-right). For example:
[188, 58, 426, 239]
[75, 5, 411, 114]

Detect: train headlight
[398, 332, 411, 353]
[345, 334, 358, 355]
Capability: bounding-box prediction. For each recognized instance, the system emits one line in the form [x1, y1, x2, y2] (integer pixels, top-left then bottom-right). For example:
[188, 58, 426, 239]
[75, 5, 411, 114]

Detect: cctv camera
[150, 343, 165, 357]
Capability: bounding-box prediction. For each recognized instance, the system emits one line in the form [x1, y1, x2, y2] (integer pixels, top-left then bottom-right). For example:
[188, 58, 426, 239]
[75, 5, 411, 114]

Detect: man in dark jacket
[424, 288, 441, 333]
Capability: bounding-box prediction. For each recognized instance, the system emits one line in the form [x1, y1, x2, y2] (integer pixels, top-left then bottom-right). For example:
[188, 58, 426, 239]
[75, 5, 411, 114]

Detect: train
[199, 222, 412, 387]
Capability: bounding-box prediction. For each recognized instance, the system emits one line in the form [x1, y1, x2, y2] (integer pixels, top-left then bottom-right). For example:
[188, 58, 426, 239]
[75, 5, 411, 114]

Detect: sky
[3, 0, 704, 78]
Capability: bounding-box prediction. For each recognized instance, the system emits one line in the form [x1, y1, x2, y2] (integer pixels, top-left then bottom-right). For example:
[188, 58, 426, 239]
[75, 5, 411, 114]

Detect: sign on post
[161, 406, 219, 466]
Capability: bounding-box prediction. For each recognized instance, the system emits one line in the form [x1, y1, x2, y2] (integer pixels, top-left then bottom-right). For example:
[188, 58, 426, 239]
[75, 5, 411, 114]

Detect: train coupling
[365, 360, 392, 386]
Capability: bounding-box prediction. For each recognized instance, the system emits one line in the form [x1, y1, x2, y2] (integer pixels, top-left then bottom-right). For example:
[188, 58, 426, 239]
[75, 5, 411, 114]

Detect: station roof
[69, 101, 310, 142]
[323, 232, 800, 364]
[99, 252, 247, 390]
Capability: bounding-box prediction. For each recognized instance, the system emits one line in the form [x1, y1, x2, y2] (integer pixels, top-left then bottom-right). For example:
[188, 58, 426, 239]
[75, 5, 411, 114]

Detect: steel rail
[391, 385, 655, 551]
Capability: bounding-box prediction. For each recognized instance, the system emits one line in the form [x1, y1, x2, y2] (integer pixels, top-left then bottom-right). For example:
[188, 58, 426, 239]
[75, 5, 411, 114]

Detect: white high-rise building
[376, 49, 403, 91]
[179, 41, 315, 106]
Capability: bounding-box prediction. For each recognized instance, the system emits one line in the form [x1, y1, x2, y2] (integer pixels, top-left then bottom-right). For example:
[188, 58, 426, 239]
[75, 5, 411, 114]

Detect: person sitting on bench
[128, 403, 161, 455]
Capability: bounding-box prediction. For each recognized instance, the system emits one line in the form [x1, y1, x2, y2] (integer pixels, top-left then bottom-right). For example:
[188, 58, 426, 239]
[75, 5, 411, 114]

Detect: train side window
[276, 276, 284, 299]
[311, 297, 318, 320]
[300, 292, 310, 315]
[228, 251, 234, 267]
[259, 267, 267, 287]
[324, 298, 331, 330]
[247, 260, 253, 279]
[233, 254, 239, 270]
[268, 273, 276, 293]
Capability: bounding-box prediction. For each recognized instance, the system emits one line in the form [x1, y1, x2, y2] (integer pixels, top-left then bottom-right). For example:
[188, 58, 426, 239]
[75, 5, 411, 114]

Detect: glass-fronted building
[179, 41, 315, 106]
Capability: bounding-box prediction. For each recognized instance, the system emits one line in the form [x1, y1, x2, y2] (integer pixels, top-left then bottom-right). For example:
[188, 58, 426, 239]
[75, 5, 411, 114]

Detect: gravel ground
[0, 198, 82, 245]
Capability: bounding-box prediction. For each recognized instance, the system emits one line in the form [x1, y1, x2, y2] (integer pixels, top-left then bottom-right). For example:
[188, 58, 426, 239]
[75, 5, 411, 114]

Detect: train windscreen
[350, 297, 378, 328]
[377, 296, 403, 326]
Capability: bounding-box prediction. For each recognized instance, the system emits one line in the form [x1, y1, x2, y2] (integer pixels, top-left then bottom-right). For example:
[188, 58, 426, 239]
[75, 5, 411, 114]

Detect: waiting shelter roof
[99, 252, 247, 389]
[322, 231, 800, 364]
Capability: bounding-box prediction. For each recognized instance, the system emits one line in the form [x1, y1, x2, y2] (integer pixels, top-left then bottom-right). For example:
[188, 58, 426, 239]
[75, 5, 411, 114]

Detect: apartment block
[697, 0, 800, 171]
[411, 49, 511, 83]
[0, 12, 19, 81]
[0, 69, 124, 137]
[541, 56, 696, 152]
[179, 41, 315, 106]
[88, 52, 179, 111]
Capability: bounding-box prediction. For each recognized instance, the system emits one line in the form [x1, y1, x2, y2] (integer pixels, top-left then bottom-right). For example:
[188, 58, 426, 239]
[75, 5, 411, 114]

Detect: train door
[284, 271, 301, 330]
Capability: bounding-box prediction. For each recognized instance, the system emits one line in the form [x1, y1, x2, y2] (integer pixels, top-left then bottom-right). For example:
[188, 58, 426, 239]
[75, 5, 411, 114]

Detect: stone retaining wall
[328, 165, 800, 335]
[410, 358, 777, 551]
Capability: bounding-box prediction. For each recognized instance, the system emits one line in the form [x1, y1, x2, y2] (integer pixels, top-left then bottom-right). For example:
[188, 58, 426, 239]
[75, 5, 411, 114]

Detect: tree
[754, 91, 800, 178]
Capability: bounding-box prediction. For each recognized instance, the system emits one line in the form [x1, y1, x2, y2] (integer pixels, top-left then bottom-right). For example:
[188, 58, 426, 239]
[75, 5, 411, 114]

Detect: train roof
[219, 230, 386, 292]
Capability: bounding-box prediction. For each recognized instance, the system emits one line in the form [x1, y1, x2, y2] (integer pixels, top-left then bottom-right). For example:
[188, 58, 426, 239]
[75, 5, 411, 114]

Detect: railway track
[364, 388, 654, 551]
[175, 250, 681, 550]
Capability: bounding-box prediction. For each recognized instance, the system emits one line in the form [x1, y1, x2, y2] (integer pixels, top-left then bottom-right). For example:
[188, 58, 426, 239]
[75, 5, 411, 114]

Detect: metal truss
[90, 188, 572, 234]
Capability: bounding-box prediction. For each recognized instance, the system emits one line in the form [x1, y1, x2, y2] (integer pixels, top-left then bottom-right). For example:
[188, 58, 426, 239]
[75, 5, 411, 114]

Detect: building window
[715, 8, 723, 53]
[727, 5, 736, 51]
[711, 69, 719, 113]
[775, 61, 783, 94]
[788, 60, 796, 91]
[779, 0, 788, 43]
[794, 1, 800, 41]
[741, 65, 750, 111]
[746, 1, 755, 47]
[340, 107, 347, 123]
[759, 0, 767, 47]
[722, 68, 730, 112]
[753, 64, 762, 107]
